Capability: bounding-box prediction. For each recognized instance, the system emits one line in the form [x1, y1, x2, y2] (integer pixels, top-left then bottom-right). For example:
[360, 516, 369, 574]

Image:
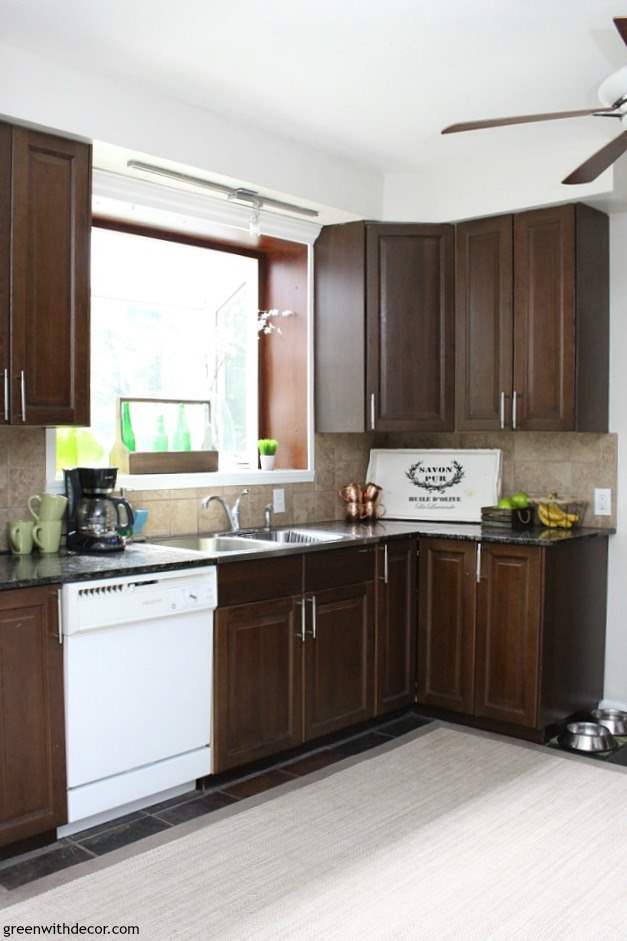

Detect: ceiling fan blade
[614, 17, 627, 46]
[562, 131, 627, 184]
[442, 109, 610, 134]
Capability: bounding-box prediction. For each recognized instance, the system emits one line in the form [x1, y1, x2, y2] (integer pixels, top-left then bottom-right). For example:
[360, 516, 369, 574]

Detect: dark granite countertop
[0, 519, 612, 591]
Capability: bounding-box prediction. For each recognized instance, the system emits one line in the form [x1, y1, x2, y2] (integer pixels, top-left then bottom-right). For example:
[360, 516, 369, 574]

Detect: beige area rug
[1, 726, 627, 940]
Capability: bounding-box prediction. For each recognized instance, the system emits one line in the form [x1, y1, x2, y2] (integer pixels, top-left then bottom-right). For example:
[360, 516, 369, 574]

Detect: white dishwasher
[60, 566, 217, 832]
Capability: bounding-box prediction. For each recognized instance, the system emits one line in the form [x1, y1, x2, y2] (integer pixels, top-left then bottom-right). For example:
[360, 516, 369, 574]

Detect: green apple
[510, 491, 530, 509]
[497, 497, 513, 509]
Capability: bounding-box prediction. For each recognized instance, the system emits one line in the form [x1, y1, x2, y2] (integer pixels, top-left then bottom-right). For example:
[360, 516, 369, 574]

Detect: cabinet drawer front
[475, 544, 542, 728]
[217, 555, 303, 606]
[305, 546, 375, 592]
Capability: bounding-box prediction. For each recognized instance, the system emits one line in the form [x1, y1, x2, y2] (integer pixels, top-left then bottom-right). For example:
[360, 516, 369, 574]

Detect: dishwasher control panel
[62, 566, 218, 635]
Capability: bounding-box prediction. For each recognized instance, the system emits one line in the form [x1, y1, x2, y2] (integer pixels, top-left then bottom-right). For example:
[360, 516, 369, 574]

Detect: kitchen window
[49, 213, 313, 489]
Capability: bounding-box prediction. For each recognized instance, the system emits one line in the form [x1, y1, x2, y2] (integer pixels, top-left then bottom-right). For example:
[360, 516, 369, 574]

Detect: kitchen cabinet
[456, 203, 609, 432]
[0, 586, 66, 849]
[0, 122, 91, 426]
[213, 596, 304, 771]
[475, 543, 542, 727]
[213, 546, 378, 771]
[455, 215, 513, 430]
[417, 538, 476, 715]
[304, 581, 375, 740]
[416, 535, 608, 739]
[376, 538, 417, 715]
[315, 221, 455, 433]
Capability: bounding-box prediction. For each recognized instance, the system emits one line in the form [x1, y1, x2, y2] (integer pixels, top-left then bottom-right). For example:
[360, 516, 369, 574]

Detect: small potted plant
[258, 438, 278, 470]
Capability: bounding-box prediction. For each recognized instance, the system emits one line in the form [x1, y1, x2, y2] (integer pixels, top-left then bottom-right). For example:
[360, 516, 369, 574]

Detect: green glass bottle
[153, 415, 169, 452]
[121, 401, 136, 452]
[173, 403, 192, 451]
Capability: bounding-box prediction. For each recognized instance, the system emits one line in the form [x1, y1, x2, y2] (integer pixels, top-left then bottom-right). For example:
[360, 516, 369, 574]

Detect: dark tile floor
[0, 709, 431, 891]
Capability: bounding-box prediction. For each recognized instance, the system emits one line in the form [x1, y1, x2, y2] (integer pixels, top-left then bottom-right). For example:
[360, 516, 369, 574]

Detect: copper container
[344, 501, 362, 522]
[339, 483, 362, 503]
[362, 500, 384, 521]
[363, 482, 382, 502]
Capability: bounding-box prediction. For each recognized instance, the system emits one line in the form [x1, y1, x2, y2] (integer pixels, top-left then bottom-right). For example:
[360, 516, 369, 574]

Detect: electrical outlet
[594, 488, 612, 517]
[273, 488, 285, 514]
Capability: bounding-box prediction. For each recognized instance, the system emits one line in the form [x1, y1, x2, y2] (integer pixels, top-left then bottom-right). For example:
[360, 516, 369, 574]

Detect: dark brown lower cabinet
[0, 586, 66, 848]
[417, 539, 476, 714]
[475, 544, 542, 728]
[417, 536, 608, 739]
[305, 582, 375, 740]
[376, 539, 417, 715]
[213, 596, 303, 772]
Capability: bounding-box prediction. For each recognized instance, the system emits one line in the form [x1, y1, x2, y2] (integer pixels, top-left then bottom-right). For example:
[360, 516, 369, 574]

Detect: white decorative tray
[366, 449, 502, 522]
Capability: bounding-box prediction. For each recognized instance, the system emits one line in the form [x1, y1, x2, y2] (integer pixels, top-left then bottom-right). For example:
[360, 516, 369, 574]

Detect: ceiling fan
[442, 17, 627, 184]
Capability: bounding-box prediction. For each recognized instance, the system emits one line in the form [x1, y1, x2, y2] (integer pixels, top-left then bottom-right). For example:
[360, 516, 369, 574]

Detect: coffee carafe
[65, 467, 134, 553]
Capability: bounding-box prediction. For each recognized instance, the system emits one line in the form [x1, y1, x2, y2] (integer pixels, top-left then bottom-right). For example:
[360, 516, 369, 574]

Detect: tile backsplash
[0, 427, 616, 550]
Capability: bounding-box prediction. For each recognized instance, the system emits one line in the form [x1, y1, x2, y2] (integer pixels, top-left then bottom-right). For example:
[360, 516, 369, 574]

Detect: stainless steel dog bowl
[558, 721, 617, 753]
[591, 708, 627, 737]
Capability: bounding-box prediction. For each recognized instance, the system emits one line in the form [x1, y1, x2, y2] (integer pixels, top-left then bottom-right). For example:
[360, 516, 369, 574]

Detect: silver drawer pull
[307, 595, 317, 640]
[20, 370, 26, 423]
[512, 390, 518, 431]
[2, 368, 7, 422]
[370, 392, 376, 430]
[476, 543, 482, 583]
[296, 598, 306, 643]
[499, 391, 505, 430]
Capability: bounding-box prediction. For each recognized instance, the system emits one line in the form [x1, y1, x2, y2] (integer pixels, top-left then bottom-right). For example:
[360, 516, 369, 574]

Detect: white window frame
[46, 168, 318, 492]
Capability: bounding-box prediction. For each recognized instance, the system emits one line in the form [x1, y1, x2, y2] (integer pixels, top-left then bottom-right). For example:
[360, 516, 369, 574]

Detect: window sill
[47, 468, 315, 493]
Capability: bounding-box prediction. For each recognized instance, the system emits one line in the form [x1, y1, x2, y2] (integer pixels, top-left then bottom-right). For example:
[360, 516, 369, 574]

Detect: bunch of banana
[537, 501, 579, 529]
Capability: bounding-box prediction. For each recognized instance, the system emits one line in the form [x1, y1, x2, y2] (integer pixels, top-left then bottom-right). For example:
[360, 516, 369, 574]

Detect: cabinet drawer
[217, 555, 303, 607]
[305, 546, 375, 592]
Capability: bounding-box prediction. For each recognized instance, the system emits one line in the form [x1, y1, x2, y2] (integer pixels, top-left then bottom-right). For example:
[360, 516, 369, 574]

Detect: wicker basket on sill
[110, 397, 219, 475]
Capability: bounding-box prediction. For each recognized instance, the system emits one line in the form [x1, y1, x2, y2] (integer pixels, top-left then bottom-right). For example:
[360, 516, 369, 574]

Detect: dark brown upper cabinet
[315, 221, 455, 433]
[455, 215, 513, 430]
[1, 123, 91, 426]
[456, 203, 609, 432]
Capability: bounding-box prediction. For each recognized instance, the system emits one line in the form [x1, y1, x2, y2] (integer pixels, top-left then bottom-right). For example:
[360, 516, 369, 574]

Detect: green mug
[28, 493, 68, 522]
[32, 521, 63, 554]
[8, 520, 34, 555]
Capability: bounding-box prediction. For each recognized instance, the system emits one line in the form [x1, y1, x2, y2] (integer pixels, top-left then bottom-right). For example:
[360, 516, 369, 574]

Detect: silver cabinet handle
[20, 370, 26, 423]
[383, 543, 389, 584]
[2, 369, 7, 422]
[307, 595, 317, 639]
[370, 392, 376, 430]
[57, 590, 63, 645]
[499, 391, 505, 430]
[296, 598, 306, 643]
[512, 390, 517, 431]
[476, 543, 482, 583]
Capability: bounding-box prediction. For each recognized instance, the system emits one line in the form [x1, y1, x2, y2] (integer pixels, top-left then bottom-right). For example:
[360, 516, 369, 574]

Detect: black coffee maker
[65, 467, 134, 553]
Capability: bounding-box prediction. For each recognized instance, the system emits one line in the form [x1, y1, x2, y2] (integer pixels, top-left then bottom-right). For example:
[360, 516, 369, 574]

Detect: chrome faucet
[201, 489, 249, 532]
[264, 503, 273, 531]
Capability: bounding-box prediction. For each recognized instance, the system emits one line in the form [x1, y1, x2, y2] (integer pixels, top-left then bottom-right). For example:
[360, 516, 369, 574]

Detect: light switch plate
[594, 488, 612, 516]
[273, 488, 285, 514]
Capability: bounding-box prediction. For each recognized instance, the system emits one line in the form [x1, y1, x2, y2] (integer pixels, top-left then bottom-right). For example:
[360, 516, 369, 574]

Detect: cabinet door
[366, 224, 455, 431]
[475, 544, 542, 728]
[417, 539, 476, 714]
[0, 125, 10, 425]
[213, 596, 304, 772]
[10, 127, 91, 426]
[0, 586, 66, 848]
[376, 539, 417, 715]
[305, 582, 375, 740]
[513, 205, 575, 431]
[455, 216, 513, 430]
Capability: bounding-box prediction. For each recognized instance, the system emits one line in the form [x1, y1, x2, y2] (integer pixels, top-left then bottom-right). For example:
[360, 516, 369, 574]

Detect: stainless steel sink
[240, 528, 348, 545]
[154, 534, 279, 553]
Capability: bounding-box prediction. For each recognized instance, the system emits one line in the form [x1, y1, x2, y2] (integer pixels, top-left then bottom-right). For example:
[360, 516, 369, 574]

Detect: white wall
[0, 41, 381, 220]
[604, 211, 627, 708]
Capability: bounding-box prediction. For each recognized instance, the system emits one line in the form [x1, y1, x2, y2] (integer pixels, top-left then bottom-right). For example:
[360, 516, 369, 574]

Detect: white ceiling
[2, 0, 627, 211]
